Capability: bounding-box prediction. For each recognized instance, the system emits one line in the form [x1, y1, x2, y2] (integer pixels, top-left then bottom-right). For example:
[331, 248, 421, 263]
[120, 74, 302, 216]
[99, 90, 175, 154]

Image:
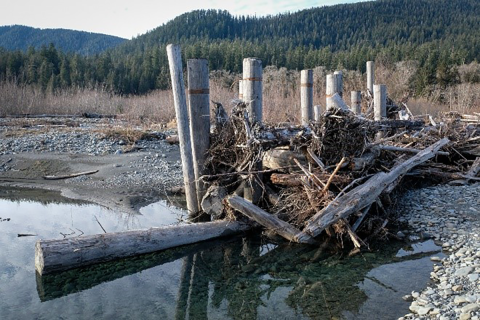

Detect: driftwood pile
[200, 101, 479, 250]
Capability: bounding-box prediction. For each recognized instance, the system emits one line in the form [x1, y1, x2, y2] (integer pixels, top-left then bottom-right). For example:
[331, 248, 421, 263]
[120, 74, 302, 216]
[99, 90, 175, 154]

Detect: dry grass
[1, 62, 478, 124]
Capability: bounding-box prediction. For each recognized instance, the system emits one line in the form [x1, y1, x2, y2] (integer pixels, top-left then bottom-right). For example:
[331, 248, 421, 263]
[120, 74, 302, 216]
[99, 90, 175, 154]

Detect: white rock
[409, 301, 420, 313]
[461, 303, 479, 313]
[417, 306, 433, 316]
[460, 313, 471, 320]
[455, 296, 469, 304]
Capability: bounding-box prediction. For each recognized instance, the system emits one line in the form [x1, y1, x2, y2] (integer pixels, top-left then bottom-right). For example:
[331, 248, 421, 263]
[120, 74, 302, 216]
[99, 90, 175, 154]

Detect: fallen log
[295, 138, 450, 242]
[372, 144, 449, 156]
[226, 195, 316, 244]
[42, 170, 99, 180]
[35, 220, 251, 275]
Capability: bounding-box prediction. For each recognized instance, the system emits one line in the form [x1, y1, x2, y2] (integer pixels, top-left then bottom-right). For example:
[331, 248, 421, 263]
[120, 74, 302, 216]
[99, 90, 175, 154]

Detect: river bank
[0, 116, 478, 319]
[0, 116, 184, 214]
[396, 184, 480, 320]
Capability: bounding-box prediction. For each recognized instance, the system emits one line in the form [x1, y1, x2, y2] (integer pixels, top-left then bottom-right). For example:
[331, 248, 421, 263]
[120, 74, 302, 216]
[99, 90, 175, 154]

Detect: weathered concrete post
[301, 69, 313, 125]
[367, 61, 374, 96]
[166, 44, 199, 215]
[374, 84, 387, 140]
[334, 70, 343, 98]
[374, 84, 387, 120]
[326, 74, 335, 110]
[351, 91, 362, 115]
[187, 59, 210, 207]
[238, 79, 244, 100]
[314, 105, 322, 122]
[243, 58, 263, 204]
[243, 58, 263, 124]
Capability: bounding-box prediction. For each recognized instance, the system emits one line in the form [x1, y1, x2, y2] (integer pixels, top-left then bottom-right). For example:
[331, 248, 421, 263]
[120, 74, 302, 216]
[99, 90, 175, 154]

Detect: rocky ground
[0, 117, 184, 213]
[396, 183, 480, 320]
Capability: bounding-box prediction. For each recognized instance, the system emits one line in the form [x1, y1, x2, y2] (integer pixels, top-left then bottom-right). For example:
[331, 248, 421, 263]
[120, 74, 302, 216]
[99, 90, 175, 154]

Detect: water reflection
[0, 188, 441, 320]
[36, 235, 440, 320]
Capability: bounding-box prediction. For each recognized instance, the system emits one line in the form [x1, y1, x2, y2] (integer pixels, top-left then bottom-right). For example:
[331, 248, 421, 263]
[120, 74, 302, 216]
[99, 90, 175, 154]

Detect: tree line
[0, 0, 478, 96]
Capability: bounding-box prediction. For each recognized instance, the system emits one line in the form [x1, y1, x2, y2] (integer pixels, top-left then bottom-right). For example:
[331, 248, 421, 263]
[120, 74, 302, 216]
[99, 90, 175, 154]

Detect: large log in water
[35, 220, 251, 275]
[295, 138, 450, 242]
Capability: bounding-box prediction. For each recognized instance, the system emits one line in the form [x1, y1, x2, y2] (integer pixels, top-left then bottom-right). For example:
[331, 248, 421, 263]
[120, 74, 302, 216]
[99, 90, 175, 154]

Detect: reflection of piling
[301, 69, 313, 125]
[167, 44, 199, 215]
[187, 254, 209, 320]
[175, 255, 194, 320]
[187, 59, 210, 206]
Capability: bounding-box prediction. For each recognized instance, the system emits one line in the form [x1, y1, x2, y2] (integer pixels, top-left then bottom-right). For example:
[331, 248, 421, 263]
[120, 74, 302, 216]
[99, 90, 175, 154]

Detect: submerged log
[295, 138, 450, 242]
[35, 220, 251, 275]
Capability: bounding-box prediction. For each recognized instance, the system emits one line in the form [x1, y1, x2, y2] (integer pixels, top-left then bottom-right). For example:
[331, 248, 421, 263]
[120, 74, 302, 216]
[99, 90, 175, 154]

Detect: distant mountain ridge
[0, 25, 126, 55]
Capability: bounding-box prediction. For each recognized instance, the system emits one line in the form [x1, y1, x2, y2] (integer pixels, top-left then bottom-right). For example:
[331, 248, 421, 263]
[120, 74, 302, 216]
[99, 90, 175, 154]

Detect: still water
[0, 187, 442, 320]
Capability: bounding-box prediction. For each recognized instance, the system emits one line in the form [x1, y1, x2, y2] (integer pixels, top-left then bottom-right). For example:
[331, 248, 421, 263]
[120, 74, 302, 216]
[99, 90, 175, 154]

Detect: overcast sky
[1, 0, 370, 39]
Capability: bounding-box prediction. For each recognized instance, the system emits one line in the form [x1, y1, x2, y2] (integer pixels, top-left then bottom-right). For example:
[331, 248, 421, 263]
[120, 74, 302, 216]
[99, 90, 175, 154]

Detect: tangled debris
[200, 101, 479, 250]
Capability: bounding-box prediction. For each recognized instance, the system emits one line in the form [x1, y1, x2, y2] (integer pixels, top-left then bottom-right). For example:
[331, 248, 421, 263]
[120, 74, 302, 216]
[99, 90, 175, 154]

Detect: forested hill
[0, 25, 126, 55]
[119, 0, 479, 57]
[0, 0, 479, 95]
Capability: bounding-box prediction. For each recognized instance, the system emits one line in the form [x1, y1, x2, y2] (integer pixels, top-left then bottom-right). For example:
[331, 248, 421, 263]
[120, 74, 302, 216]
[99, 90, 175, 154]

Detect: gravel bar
[396, 183, 480, 320]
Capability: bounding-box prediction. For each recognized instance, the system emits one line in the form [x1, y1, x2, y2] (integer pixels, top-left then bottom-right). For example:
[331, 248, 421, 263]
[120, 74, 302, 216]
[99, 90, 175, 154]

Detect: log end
[35, 241, 45, 276]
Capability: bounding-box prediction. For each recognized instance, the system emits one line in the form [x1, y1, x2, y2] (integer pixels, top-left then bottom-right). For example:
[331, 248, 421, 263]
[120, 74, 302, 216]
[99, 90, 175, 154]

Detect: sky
[0, 0, 369, 39]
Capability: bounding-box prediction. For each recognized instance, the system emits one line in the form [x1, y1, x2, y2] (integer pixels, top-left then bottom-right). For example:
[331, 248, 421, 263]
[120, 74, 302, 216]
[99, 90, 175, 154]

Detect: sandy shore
[0, 117, 183, 214]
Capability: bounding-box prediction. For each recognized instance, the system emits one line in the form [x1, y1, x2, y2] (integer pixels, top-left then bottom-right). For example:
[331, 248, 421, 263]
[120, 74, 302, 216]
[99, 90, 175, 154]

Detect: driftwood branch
[372, 144, 449, 156]
[323, 157, 347, 193]
[43, 170, 99, 180]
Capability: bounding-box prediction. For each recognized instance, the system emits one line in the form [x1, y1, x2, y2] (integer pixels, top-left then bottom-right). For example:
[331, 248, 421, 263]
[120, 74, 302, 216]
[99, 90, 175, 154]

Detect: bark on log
[270, 172, 351, 187]
[201, 185, 228, 219]
[262, 148, 307, 172]
[295, 138, 450, 242]
[226, 195, 316, 244]
[35, 220, 251, 275]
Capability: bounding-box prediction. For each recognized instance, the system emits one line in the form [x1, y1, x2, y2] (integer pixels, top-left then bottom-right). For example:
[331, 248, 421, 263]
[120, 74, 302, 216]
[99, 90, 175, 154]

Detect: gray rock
[456, 267, 474, 277]
[467, 273, 478, 282]
[461, 303, 479, 313]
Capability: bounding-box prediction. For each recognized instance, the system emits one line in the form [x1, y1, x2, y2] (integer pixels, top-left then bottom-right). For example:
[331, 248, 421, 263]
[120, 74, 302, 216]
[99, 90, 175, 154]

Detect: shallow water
[0, 187, 442, 320]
